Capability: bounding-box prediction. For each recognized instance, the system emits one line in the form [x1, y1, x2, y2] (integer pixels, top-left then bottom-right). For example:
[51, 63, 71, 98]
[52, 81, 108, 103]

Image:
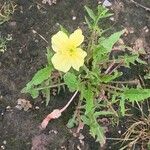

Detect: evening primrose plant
[22, 5, 150, 146]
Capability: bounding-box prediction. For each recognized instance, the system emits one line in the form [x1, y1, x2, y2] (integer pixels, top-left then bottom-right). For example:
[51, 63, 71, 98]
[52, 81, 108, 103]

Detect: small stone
[103, 0, 112, 7]
[143, 26, 149, 33]
[118, 130, 121, 134]
[35, 39, 39, 43]
[6, 106, 11, 109]
[3, 141, 7, 145]
[49, 130, 58, 134]
[72, 16, 76, 20]
[1, 145, 5, 149]
[35, 106, 40, 110]
[110, 17, 115, 21]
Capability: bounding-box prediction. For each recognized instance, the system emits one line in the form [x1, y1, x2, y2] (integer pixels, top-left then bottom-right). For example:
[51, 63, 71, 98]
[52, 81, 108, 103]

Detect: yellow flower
[51, 29, 87, 72]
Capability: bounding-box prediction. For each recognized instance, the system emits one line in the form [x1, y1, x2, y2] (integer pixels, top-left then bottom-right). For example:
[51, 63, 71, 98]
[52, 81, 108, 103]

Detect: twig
[105, 61, 115, 74]
[129, 0, 150, 12]
[32, 29, 48, 44]
[110, 79, 139, 85]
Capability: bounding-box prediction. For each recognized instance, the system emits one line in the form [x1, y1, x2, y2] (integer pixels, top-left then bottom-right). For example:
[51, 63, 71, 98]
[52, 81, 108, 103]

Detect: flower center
[69, 49, 75, 56]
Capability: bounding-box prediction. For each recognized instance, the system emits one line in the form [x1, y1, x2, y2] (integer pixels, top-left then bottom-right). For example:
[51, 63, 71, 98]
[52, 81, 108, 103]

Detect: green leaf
[144, 73, 150, 80]
[46, 47, 53, 65]
[85, 6, 96, 21]
[93, 45, 109, 63]
[29, 88, 39, 99]
[89, 117, 106, 146]
[59, 24, 69, 35]
[83, 87, 94, 114]
[67, 116, 77, 128]
[97, 5, 113, 20]
[120, 97, 126, 116]
[22, 66, 52, 95]
[64, 72, 78, 92]
[136, 58, 147, 65]
[85, 16, 92, 29]
[117, 54, 139, 68]
[123, 88, 150, 102]
[94, 111, 114, 118]
[29, 66, 52, 86]
[101, 71, 123, 83]
[81, 113, 106, 146]
[81, 115, 90, 125]
[100, 30, 125, 53]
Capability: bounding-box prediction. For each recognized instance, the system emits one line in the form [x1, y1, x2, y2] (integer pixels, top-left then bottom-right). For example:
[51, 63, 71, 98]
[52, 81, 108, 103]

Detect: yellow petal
[71, 48, 87, 71]
[51, 53, 71, 72]
[51, 31, 69, 52]
[69, 29, 84, 47]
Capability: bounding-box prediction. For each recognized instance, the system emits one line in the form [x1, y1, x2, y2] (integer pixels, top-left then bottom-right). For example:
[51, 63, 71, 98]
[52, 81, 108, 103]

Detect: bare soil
[0, 0, 149, 150]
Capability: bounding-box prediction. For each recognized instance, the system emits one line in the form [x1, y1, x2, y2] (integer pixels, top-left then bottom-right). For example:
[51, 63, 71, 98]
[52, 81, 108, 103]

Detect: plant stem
[35, 83, 65, 91]
[60, 90, 78, 112]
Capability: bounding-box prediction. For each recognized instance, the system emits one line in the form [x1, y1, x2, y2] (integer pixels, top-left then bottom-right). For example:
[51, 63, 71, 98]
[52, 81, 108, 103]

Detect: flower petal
[69, 29, 84, 47]
[51, 31, 69, 52]
[51, 53, 71, 72]
[71, 48, 87, 71]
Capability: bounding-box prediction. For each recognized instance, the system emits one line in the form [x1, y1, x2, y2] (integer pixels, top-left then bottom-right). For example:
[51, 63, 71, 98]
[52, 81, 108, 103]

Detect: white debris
[72, 16, 77, 20]
[103, 0, 112, 7]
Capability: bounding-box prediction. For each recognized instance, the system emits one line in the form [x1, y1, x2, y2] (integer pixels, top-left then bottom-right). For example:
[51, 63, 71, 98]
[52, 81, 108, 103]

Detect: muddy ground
[0, 0, 150, 150]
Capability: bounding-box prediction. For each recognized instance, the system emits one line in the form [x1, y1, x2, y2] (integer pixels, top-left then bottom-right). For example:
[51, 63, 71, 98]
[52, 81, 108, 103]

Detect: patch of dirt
[0, 0, 149, 149]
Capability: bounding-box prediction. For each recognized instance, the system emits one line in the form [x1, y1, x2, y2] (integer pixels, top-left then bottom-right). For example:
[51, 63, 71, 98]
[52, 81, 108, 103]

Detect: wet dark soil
[0, 0, 150, 150]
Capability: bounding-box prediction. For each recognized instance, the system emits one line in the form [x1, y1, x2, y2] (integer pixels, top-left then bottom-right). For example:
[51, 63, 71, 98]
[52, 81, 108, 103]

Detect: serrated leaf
[94, 111, 114, 118]
[85, 6, 96, 21]
[123, 88, 150, 102]
[29, 88, 39, 99]
[81, 115, 90, 125]
[67, 116, 77, 128]
[85, 16, 92, 29]
[101, 71, 123, 83]
[100, 30, 125, 53]
[64, 72, 78, 92]
[136, 58, 147, 65]
[97, 5, 113, 20]
[83, 88, 94, 114]
[22, 66, 52, 95]
[29, 66, 52, 86]
[120, 97, 126, 116]
[122, 54, 138, 68]
[89, 119, 106, 146]
[93, 45, 109, 63]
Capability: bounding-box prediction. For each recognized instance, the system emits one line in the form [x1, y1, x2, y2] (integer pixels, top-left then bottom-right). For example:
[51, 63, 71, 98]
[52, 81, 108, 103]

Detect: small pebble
[72, 16, 76, 20]
[6, 106, 11, 109]
[1, 145, 5, 149]
[143, 26, 149, 33]
[35, 106, 40, 110]
[103, 0, 112, 7]
[110, 17, 115, 21]
[3, 140, 7, 145]
[49, 130, 58, 134]
[118, 130, 121, 134]
[35, 39, 39, 43]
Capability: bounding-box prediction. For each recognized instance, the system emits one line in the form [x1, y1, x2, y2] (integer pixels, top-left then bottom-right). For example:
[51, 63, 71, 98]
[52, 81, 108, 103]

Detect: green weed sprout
[22, 5, 150, 146]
